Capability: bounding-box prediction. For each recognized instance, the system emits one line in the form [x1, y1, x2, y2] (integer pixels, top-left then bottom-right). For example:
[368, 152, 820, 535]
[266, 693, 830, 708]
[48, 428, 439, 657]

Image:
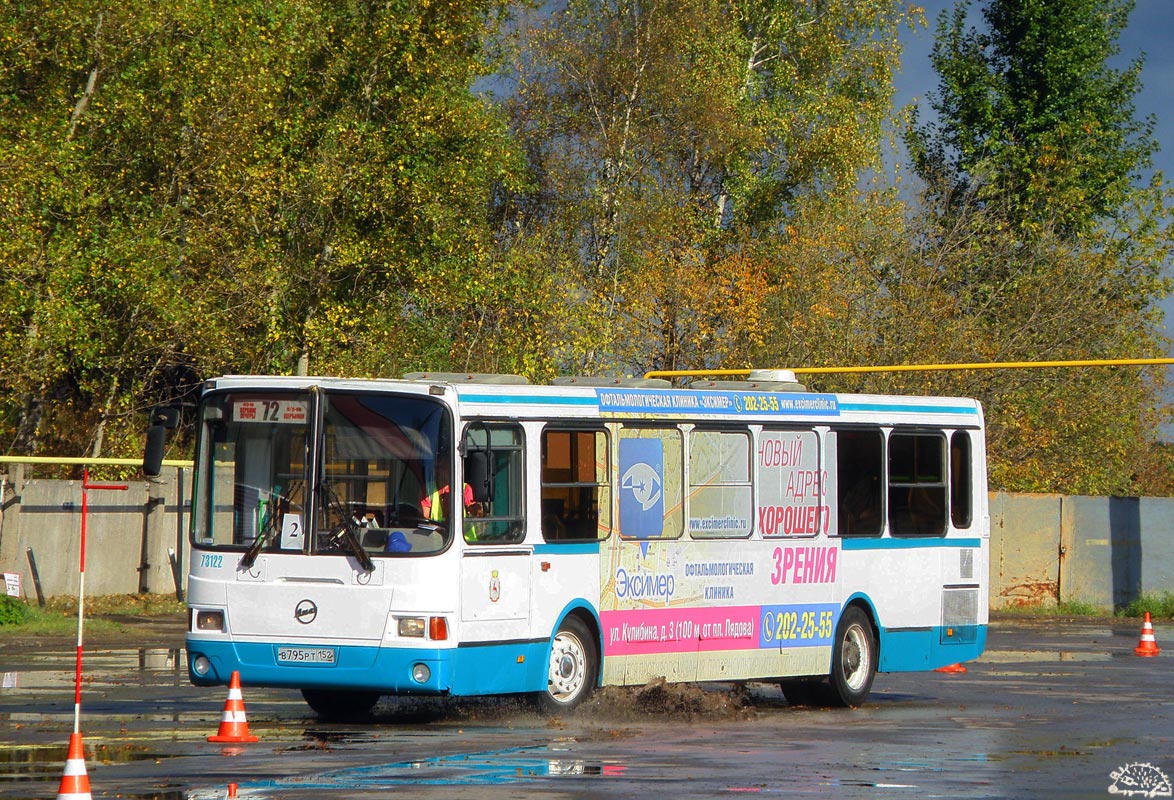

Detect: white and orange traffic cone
[208, 671, 259, 743]
[1134, 612, 1161, 657]
[56, 732, 92, 800]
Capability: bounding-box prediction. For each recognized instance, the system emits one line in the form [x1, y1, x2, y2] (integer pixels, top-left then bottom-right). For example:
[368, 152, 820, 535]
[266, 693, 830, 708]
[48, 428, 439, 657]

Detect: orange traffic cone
[227, 783, 239, 798]
[56, 732, 92, 800]
[1134, 612, 1161, 657]
[208, 671, 260, 743]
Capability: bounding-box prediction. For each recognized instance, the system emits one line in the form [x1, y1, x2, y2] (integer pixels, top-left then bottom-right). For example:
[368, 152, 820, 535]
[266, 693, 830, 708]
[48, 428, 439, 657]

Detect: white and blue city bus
[160, 369, 988, 717]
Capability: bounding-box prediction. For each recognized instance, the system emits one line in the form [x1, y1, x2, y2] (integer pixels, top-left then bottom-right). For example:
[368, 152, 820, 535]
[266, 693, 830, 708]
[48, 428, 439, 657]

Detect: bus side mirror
[144, 407, 180, 477]
[464, 451, 492, 504]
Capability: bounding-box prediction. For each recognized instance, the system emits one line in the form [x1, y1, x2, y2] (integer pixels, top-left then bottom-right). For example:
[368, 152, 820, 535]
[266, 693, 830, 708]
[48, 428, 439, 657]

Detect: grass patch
[42, 593, 186, 617]
[1055, 599, 1106, 617]
[994, 599, 1111, 617]
[1117, 592, 1174, 620]
[996, 594, 1174, 620]
[0, 593, 185, 637]
[0, 596, 31, 626]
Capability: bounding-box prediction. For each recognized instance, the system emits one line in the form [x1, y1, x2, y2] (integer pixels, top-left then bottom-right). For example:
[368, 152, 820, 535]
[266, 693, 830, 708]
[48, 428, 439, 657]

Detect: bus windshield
[191, 389, 453, 558]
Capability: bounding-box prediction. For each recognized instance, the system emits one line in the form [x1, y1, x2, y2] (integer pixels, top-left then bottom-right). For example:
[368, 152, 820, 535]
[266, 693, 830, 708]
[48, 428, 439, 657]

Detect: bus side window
[888, 431, 947, 536]
[950, 431, 973, 529]
[462, 424, 525, 544]
[836, 429, 883, 536]
[541, 428, 610, 541]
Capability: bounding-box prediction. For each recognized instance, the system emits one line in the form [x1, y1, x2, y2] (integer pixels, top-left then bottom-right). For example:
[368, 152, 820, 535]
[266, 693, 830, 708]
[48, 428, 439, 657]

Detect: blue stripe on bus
[532, 542, 600, 555]
[838, 401, 980, 415]
[839, 537, 983, 551]
[458, 394, 598, 406]
[457, 392, 979, 418]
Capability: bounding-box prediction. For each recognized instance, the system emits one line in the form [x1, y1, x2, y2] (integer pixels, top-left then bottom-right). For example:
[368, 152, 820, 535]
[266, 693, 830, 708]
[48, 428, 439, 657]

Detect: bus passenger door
[456, 421, 534, 694]
[458, 550, 533, 692]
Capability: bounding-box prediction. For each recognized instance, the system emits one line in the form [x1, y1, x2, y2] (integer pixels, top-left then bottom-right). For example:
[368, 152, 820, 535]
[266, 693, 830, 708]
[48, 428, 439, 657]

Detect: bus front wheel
[828, 605, 877, 707]
[537, 616, 598, 713]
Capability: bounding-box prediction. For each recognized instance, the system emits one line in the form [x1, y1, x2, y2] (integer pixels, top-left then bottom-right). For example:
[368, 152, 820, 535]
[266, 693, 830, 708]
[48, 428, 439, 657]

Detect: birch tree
[502, 0, 918, 374]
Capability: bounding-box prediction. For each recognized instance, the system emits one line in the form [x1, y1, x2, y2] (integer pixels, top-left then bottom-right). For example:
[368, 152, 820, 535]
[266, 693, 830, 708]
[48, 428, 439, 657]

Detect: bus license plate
[276, 646, 336, 665]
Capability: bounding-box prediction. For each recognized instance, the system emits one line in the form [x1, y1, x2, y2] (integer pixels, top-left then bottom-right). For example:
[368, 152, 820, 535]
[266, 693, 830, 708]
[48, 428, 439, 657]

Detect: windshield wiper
[240, 486, 282, 570]
[322, 482, 375, 573]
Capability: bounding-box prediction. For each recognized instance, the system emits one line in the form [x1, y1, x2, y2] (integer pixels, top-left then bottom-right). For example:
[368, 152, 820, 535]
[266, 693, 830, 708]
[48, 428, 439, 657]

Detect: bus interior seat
[542, 498, 567, 540]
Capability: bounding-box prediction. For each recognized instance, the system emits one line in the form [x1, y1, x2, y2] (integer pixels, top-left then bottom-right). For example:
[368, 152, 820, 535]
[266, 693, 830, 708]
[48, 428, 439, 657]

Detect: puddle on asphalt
[0, 741, 173, 784]
[2, 793, 184, 800]
[281, 728, 387, 750]
[978, 649, 1112, 663]
[0, 648, 186, 692]
[188, 745, 626, 796]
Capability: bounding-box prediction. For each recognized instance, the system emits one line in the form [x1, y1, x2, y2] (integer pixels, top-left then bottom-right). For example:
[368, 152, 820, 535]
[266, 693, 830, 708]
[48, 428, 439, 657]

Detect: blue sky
[893, 0, 1174, 342]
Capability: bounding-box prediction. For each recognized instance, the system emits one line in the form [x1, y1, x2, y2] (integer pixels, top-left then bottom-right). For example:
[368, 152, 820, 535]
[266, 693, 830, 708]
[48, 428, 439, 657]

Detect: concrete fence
[0, 466, 190, 602]
[1, 467, 1171, 609]
[989, 493, 1174, 609]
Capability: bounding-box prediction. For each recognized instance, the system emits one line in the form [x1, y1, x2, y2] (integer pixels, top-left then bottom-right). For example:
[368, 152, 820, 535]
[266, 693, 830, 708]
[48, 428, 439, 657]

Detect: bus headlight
[194, 610, 225, 632]
[192, 655, 212, 676]
[397, 616, 447, 639]
[411, 663, 431, 683]
[398, 617, 426, 638]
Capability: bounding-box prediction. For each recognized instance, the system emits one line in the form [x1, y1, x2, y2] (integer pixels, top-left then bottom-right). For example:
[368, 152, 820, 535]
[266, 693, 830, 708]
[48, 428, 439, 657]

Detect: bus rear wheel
[536, 616, 598, 713]
[827, 606, 877, 707]
[301, 688, 380, 720]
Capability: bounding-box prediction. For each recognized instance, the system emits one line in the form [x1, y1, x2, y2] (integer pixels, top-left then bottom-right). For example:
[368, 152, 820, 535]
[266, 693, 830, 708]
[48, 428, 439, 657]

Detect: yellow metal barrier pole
[0, 456, 193, 468]
[644, 357, 1174, 381]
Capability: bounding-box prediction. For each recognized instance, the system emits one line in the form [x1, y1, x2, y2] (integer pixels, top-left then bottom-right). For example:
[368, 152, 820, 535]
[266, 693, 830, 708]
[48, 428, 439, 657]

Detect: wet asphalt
[0, 615, 1170, 799]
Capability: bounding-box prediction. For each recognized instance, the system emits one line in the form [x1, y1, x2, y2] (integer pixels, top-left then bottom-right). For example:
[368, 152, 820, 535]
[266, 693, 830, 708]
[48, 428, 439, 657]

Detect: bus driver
[420, 460, 479, 522]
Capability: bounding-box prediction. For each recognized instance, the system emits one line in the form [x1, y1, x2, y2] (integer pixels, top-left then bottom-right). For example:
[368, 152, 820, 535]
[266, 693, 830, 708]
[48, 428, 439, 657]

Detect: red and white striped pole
[58, 469, 127, 800]
[72, 468, 128, 730]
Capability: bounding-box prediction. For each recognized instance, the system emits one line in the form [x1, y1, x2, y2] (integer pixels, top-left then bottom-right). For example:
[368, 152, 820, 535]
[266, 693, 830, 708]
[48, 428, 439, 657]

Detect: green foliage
[1117, 592, 1174, 620]
[0, 596, 31, 626]
[0, 593, 185, 636]
[1005, 596, 1174, 619]
[0, 0, 1168, 498]
[502, 0, 919, 375]
[908, 0, 1156, 237]
[44, 593, 186, 617]
[731, 171, 1171, 495]
[1055, 599, 1109, 617]
[0, 0, 523, 461]
[895, 0, 1172, 494]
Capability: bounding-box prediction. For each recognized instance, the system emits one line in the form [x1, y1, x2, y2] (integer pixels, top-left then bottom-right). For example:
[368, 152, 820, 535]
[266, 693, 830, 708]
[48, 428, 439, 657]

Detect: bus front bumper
[186, 638, 453, 695]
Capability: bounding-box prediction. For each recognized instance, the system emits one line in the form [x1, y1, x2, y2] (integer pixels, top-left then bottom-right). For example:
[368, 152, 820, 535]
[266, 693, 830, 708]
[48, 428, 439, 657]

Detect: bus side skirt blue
[876, 625, 987, 671]
[839, 594, 987, 672]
